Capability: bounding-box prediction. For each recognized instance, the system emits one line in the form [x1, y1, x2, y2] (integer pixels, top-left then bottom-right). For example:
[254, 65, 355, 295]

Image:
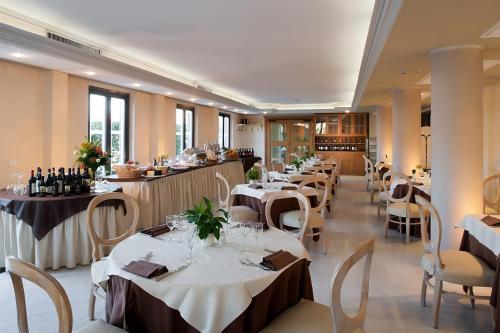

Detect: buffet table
[95, 226, 312, 333]
[107, 161, 245, 230]
[0, 184, 125, 269]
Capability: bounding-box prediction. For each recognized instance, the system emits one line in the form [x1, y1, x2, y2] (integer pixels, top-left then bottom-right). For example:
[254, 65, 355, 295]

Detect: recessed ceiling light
[11, 52, 25, 58]
[345, 110, 350, 113]
[132, 83, 141, 87]
[85, 71, 96, 76]
[243, 111, 248, 115]
[222, 106, 227, 109]
[263, 111, 268, 114]
[208, 102, 214, 106]
[190, 98, 196, 102]
[234, 109, 239, 112]
[165, 91, 173, 95]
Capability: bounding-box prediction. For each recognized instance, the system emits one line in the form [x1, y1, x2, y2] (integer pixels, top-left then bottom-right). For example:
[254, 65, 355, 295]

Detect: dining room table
[95, 224, 313, 333]
[458, 214, 500, 332]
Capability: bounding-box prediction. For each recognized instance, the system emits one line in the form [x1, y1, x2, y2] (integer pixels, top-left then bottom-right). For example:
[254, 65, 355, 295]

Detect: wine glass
[175, 215, 187, 243]
[251, 223, 264, 251]
[185, 224, 197, 263]
[165, 215, 176, 242]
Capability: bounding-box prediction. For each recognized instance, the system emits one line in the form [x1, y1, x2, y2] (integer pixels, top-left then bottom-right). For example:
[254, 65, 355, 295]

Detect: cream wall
[232, 114, 266, 163]
[483, 83, 500, 177]
[0, 59, 228, 188]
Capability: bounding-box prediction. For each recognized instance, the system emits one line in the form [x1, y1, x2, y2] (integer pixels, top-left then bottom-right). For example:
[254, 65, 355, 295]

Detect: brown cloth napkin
[481, 215, 500, 227]
[280, 186, 297, 190]
[301, 172, 313, 175]
[248, 184, 263, 189]
[261, 250, 297, 271]
[412, 182, 424, 186]
[123, 260, 169, 278]
[140, 224, 171, 237]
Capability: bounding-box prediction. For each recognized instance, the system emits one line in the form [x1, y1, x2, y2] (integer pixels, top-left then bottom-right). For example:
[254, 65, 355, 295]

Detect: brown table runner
[459, 231, 500, 332]
[106, 258, 313, 333]
[0, 184, 122, 240]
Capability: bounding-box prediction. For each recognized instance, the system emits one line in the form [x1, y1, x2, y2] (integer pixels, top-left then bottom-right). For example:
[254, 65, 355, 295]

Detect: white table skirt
[113, 161, 245, 230]
[94, 226, 310, 333]
[231, 182, 318, 202]
[458, 214, 500, 254]
[0, 206, 126, 270]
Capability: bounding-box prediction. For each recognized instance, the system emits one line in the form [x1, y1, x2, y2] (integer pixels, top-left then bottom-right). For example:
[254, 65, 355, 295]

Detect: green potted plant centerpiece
[246, 166, 260, 184]
[184, 197, 229, 247]
[292, 158, 303, 172]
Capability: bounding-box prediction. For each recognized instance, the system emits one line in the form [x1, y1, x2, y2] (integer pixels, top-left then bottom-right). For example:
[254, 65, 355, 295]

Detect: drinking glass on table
[239, 222, 252, 253]
[185, 224, 197, 263]
[251, 222, 264, 251]
[175, 215, 187, 243]
[165, 215, 177, 241]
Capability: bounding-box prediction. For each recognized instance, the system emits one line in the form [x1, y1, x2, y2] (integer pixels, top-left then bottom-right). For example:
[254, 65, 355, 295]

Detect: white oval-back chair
[260, 237, 375, 333]
[484, 173, 500, 214]
[216, 172, 260, 222]
[87, 192, 139, 321]
[271, 158, 285, 173]
[415, 195, 494, 329]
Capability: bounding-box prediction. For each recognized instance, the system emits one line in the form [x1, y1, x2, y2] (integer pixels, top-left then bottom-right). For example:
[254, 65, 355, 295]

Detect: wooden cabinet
[266, 118, 314, 165]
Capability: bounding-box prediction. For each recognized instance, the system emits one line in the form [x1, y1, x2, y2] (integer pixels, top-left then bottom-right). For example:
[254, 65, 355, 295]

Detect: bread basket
[113, 164, 145, 179]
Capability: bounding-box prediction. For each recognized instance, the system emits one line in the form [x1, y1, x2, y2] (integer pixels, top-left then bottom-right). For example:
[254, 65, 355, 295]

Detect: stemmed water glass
[165, 215, 177, 241]
[185, 224, 197, 263]
[175, 215, 187, 243]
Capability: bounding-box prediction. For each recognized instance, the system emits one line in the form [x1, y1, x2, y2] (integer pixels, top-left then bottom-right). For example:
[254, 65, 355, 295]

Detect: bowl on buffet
[222, 149, 239, 161]
[113, 164, 145, 179]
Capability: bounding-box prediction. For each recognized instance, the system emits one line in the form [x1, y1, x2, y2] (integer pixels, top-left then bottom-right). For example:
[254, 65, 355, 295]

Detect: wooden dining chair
[332, 158, 341, 186]
[271, 158, 285, 173]
[278, 176, 331, 254]
[376, 165, 391, 217]
[415, 195, 494, 329]
[290, 153, 300, 162]
[215, 172, 259, 222]
[312, 165, 335, 212]
[264, 190, 311, 244]
[383, 171, 429, 243]
[483, 173, 500, 214]
[259, 237, 375, 333]
[87, 191, 140, 321]
[5, 256, 126, 333]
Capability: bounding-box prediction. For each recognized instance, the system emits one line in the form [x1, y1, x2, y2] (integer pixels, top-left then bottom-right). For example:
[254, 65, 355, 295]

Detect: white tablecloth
[268, 171, 328, 183]
[0, 206, 126, 269]
[93, 227, 310, 333]
[112, 162, 245, 230]
[231, 182, 318, 202]
[458, 214, 500, 254]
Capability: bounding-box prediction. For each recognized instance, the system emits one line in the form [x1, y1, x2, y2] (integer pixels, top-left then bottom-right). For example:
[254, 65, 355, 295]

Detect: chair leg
[421, 272, 428, 307]
[468, 286, 475, 309]
[88, 283, 96, 321]
[432, 278, 443, 329]
[384, 214, 390, 238]
[370, 189, 375, 205]
[405, 216, 410, 244]
[377, 201, 381, 217]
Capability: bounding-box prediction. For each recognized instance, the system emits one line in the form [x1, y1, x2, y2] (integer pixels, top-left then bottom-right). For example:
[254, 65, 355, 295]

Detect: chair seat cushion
[387, 202, 428, 218]
[75, 319, 127, 333]
[421, 250, 495, 287]
[259, 299, 332, 333]
[91, 259, 107, 287]
[279, 210, 324, 229]
[230, 205, 260, 222]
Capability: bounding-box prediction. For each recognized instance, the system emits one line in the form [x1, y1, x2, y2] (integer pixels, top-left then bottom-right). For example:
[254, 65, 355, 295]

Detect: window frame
[176, 104, 196, 154]
[218, 112, 231, 148]
[88, 86, 130, 163]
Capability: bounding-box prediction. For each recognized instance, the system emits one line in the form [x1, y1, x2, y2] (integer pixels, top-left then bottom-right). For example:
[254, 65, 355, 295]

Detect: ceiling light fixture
[11, 52, 25, 58]
[132, 83, 141, 87]
[263, 111, 268, 114]
[243, 111, 248, 115]
[345, 110, 350, 113]
[208, 102, 214, 106]
[190, 98, 196, 102]
[165, 91, 173, 95]
[85, 71, 96, 76]
[222, 106, 227, 109]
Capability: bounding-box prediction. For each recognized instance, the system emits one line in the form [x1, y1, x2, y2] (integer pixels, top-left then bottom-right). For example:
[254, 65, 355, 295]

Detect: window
[218, 113, 231, 149]
[88, 87, 129, 165]
[176, 105, 195, 155]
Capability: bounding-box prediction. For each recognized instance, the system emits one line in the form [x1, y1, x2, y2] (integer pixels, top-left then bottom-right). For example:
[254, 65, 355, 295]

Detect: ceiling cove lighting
[10, 52, 25, 58]
[85, 71, 96, 76]
[165, 91, 173, 95]
[208, 102, 214, 106]
[345, 110, 350, 113]
[190, 97, 196, 102]
[222, 106, 227, 109]
[263, 111, 268, 114]
[132, 83, 142, 87]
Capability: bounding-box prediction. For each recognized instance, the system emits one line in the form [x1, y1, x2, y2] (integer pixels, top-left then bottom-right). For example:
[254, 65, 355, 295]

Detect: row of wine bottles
[238, 148, 255, 158]
[28, 167, 91, 197]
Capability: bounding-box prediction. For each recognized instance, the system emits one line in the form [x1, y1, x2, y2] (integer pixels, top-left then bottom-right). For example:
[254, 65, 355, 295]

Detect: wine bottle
[73, 168, 82, 194]
[38, 176, 46, 197]
[35, 167, 42, 195]
[28, 170, 36, 197]
[57, 168, 65, 195]
[45, 169, 54, 196]
[82, 168, 91, 193]
[64, 171, 72, 196]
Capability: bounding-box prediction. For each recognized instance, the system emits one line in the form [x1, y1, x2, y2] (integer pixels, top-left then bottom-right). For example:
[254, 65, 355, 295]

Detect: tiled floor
[0, 176, 494, 332]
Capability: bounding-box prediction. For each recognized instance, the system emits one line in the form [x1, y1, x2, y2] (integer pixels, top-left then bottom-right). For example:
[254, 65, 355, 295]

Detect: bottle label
[58, 181, 63, 193]
[31, 183, 36, 193]
[46, 186, 53, 194]
[65, 185, 71, 193]
[39, 186, 46, 193]
[35, 180, 40, 192]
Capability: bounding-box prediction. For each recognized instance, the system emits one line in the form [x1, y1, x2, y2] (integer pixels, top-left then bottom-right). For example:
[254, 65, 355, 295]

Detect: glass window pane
[223, 116, 230, 148]
[218, 116, 223, 147]
[185, 110, 193, 148]
[271, 123, 286, 141]
[291, 121, 310, 142]
[271, 146, 286, 161]
[293, 145, 309, 158]
[176, 109, 184, 155]
[89, 94, 106, 151]
[110, 97, 125, 165]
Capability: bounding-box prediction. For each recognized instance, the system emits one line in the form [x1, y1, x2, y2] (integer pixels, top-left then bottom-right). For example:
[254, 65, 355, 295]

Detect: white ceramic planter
[249, 179, 258, 185]
[201, 233, 216, 247]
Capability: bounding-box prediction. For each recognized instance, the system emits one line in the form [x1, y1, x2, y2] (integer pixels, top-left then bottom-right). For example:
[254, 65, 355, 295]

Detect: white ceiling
[0, 0, 375, 110]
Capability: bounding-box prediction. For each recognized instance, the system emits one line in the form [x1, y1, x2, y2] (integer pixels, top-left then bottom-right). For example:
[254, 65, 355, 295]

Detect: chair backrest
[215, 171, 231, 210]
[298, 176, 331, 216]
[264, 190, 311, 243]
[366, 159, 376, 184]
[271, 158, 285, 173]
[415, 195, 443, 268]
[290, 153, 299, 162]
[330, 237, 375, 333]
[484, 173, 500, 214]
[374, 162, 386, 191]
[6, 256, 73, 333]
[86, 192, 140, 262]
[362, 155, 369, 176]
[382, 171, 412, 204]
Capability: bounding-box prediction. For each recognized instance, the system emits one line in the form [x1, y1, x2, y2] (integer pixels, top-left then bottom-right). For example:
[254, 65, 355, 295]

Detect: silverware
[153, 263, 191, 281]
[239, 258, 272, 271]
[264, 248, 275, 253]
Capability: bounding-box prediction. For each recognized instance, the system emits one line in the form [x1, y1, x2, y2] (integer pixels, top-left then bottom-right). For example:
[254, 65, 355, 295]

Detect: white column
[376, 105, 393, 163]
[431, 45, 483, 249]
[392, 88, 421, 174]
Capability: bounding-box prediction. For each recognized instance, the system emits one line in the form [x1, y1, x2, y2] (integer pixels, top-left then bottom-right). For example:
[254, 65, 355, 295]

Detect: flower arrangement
[74, 138, 110, 173]
[292, 158, 304, 171]
[184, 197, 229, 241]
[246, 166, 260, 181]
